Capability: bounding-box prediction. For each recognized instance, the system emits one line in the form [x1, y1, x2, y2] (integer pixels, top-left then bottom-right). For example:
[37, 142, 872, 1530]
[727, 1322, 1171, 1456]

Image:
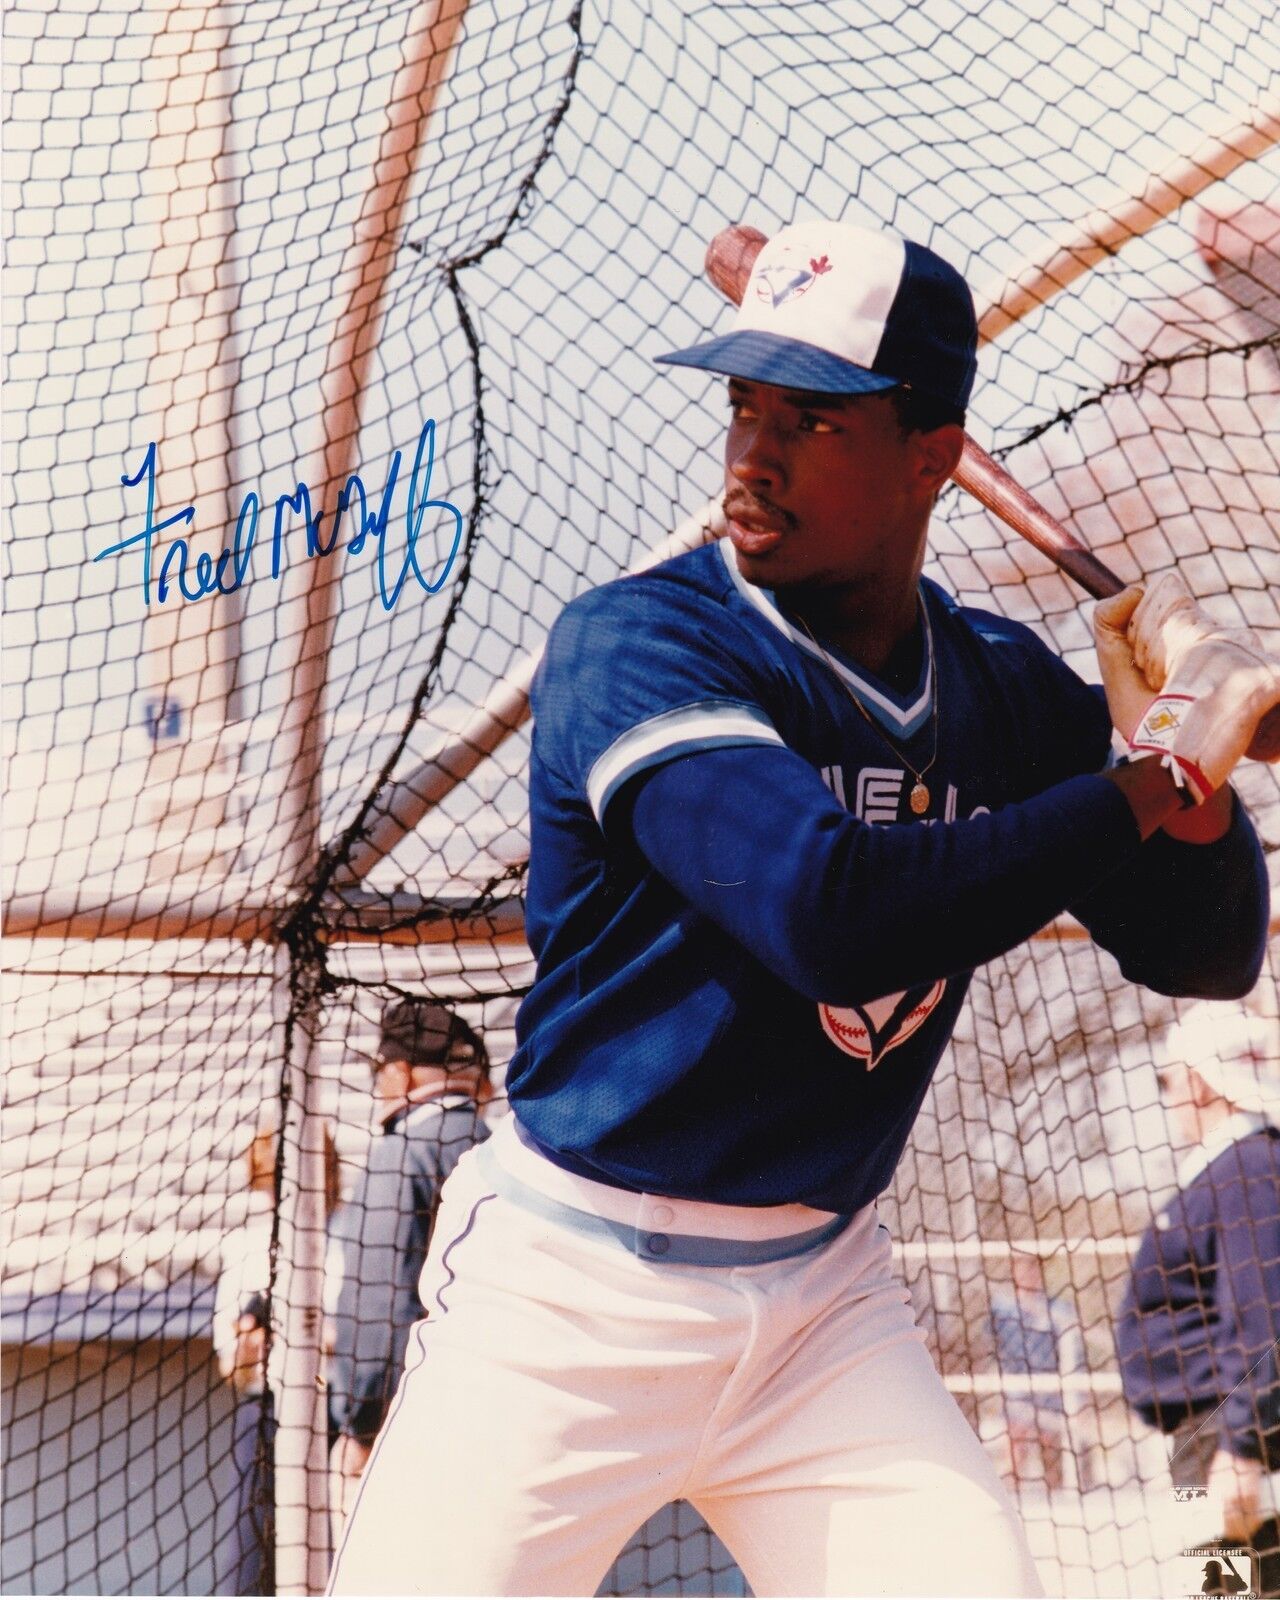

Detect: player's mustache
[723, 491, 798, 533]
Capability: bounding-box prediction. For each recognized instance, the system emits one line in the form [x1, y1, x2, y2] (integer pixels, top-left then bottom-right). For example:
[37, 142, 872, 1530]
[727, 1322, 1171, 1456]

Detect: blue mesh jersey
[507, 540, 1268, 1212]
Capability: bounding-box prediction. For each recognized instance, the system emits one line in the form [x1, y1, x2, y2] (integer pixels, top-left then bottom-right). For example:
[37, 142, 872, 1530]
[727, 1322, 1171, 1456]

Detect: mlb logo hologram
[1174, 1544, 1254, 1598]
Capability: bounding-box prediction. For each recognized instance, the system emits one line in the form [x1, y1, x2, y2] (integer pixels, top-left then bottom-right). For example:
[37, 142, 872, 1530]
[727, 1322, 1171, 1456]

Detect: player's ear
[911, 422, 964, 496]
[378, 1058, 412, 1098]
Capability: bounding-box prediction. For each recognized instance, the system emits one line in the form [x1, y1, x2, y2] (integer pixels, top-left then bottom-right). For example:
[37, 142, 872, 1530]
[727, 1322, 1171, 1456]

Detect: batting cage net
[3, 0, 1279, 1593]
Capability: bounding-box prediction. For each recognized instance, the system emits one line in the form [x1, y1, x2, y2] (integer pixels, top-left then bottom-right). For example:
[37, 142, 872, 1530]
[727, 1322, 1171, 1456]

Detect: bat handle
[957, 440, 1280, 758]
[953, 438, 1124, 601]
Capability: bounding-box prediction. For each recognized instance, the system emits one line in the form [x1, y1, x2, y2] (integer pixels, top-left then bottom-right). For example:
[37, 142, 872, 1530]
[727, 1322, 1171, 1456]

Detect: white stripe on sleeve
[586, 701, 784, 822]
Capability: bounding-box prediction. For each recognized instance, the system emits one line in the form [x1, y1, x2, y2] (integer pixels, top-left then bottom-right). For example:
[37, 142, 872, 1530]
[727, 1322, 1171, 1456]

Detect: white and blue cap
[657, 219, 978, 413]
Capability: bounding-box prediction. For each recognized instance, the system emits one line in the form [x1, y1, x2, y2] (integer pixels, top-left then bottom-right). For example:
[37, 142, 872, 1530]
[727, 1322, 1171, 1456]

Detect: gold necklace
[795, 602, 940, 816]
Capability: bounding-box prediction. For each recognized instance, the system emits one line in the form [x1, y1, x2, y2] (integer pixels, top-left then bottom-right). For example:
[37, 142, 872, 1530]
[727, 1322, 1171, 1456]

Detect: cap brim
[655, 329, 900, 396]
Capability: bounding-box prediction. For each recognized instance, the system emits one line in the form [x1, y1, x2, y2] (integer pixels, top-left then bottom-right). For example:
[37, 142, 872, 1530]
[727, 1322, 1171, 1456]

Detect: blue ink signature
[92, 419, 463, 612]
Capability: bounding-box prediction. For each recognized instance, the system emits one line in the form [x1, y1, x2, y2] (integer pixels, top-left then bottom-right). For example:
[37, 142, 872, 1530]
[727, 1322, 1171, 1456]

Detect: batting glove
[1094, 585, 1151, 742]
[1127, 571, 1224, 688]
[1129, 632, 1280, 802]
[1095, 583, 1280, 803]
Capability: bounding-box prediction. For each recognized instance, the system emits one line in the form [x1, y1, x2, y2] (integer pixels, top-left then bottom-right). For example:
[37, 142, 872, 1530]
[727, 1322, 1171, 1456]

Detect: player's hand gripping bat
[704, 224, 1280, 764]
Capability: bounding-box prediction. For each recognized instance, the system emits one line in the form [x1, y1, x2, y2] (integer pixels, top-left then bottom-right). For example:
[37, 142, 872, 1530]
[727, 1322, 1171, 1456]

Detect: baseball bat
[703, 224, 1280, 764]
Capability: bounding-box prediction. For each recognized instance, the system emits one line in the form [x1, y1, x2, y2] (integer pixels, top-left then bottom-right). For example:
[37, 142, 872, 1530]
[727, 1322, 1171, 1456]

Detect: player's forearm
[629, 746, 1142, 1004]
[1070, 788, 1267, 998]
[1102, 757, 1234, 841]
[1157, 779, 1233, 842]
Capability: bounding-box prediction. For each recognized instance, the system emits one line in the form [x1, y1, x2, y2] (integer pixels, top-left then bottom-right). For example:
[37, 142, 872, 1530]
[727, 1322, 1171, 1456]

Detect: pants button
[651, 1204, 675, 1226]
[645, 1233, 670, 1255]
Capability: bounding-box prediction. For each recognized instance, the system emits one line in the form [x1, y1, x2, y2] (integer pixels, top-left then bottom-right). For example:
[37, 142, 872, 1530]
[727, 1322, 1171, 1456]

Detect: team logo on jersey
[819, 980, 946, 1068]
[755, 255, 833, 308]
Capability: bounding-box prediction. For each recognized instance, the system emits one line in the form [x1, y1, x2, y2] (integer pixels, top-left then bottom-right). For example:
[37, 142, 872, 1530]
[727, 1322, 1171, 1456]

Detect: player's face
[722, 379, 952, 601]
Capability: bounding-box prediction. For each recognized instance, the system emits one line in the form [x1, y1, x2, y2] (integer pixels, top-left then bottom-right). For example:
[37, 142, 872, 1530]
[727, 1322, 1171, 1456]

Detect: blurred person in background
[956, 195, 1280, 693]
[988, 1251, 1085, 1492]
[1117, 1004, 1280, 1596]
[1192, 199, 1280, 371]
[212, 1117, 342, 1596]
[328, 999, 492, 1541]
[1016, 196, 1279, 565]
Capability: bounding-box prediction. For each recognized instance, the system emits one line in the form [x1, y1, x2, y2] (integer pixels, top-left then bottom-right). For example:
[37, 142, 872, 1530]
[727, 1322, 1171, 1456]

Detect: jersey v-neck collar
[716, 537, 934, 738]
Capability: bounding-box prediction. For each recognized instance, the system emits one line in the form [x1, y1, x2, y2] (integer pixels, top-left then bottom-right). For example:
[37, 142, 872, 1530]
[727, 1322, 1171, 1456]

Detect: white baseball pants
[329, 1118, 1043, 1597]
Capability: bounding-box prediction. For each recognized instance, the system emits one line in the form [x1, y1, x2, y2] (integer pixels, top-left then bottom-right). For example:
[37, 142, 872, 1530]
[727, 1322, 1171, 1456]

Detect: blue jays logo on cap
[756, 253, 832, 308]
[658, 218, 978, 414]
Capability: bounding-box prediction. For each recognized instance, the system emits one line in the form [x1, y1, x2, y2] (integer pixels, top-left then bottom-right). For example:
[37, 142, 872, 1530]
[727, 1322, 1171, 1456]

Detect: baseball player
[330, 219, 1274, 1597]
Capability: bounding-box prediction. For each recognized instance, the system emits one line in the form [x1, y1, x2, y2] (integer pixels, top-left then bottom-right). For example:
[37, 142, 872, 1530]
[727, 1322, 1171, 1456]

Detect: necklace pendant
[909, 781, 930, 815]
